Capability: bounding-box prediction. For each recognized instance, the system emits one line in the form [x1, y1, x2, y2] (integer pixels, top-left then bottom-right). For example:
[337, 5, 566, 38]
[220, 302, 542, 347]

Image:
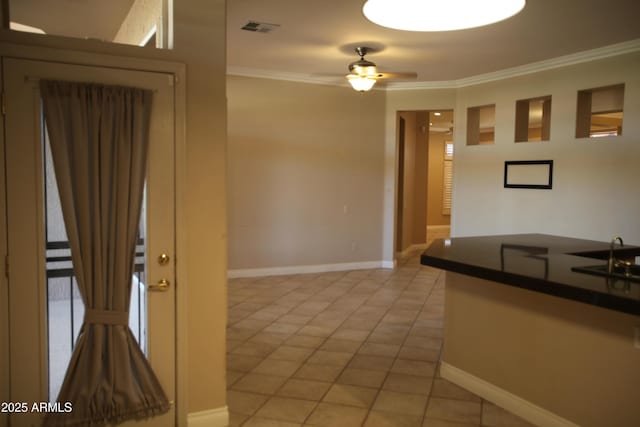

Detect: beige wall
[173, 0, 228, 415]
[227, 76, 386, 270]
[445, 272, 640, 427]
[228, 51, 640, 270]
[452, 52, 640, 244]
[383, 53, 640, 259]
[0, 0, 228, 420]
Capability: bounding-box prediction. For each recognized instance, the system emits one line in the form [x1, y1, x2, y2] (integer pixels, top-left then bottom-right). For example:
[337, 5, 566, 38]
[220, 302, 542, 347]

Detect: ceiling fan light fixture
[352, 64, 378, 77]
[362, 0, 526, 32]
[347, 74, 377, 92]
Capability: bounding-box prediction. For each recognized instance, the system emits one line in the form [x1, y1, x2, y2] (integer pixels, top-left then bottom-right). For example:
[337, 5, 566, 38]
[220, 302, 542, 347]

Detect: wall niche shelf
[576, 84, 624, 138]
[515, 96, 551, 142]
[467, 104, 495, 145]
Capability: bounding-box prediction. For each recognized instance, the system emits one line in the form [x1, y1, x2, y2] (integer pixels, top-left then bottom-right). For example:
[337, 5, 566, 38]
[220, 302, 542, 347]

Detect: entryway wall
[395, 110, 452, 258]
[396, 111, 428, 255]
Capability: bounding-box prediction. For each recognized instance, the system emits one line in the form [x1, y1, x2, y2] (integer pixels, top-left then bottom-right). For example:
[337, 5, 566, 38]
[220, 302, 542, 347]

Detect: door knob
[148, 278, 170, 292]
[158, 253, 170, 265]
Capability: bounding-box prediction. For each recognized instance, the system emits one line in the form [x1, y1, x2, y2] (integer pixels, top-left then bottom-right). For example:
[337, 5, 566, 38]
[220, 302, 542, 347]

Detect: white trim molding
[440, 362, 580, 427]
[381, 260, 396, 269]
[228, 39, 640, 91]
[397, 243, 429, 259]
[426, 225, 451, 241]
[228, 260, 393, 279]
[187, 406, 229, 427]
[452, 38, 640, 88]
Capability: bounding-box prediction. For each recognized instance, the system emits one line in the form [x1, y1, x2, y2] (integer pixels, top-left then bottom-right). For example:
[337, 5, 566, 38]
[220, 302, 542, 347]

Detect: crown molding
[388, 38, 640, 90]
[228, 38, 640, 91]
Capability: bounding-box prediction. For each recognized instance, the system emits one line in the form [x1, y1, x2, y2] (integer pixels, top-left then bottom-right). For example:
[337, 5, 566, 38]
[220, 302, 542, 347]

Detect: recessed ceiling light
[434, 112, 441, 116]
[362, 0, 526, 32]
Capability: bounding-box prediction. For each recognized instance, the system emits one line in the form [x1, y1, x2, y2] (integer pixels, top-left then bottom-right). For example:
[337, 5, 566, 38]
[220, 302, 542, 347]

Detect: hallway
[226, 252, 533, 427]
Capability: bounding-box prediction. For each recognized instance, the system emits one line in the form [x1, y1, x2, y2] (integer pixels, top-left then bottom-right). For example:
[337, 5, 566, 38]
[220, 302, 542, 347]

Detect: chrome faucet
[609, 236, 624, 274]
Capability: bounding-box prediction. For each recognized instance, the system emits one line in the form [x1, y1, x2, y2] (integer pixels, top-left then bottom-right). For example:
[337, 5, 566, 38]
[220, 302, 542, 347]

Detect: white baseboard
[440, 362, 579, 427]
[381, 260, 396, 269]
[228, 260, 393, 279]
[426, 225, 451, 240]
[427, 225, 451, 231]
[398, 243, 429, 259]
[187, 406, 229, 427]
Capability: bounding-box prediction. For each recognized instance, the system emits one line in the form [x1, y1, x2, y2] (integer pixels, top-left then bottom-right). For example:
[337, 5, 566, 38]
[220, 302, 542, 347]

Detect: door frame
[396, 116, 406, 254]
[0, 41, 188, 425]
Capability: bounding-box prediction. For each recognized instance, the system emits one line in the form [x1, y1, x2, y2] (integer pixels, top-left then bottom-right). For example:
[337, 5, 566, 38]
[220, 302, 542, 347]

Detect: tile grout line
[228, 251, 444, 426]
[358, 261, 432, 426]
[231, 267, 391, 425]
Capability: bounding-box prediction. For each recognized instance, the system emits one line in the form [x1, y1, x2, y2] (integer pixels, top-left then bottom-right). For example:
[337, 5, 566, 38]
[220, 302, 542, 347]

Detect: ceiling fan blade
[375, 72, 418, 80]
[311, 72, 347, 78]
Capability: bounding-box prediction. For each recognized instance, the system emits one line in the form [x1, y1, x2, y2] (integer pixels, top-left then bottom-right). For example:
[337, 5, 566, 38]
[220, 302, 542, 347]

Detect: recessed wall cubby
[515, 96, 551, 142]
[467, 104, 495, 145]
[576, 84, 624, 138]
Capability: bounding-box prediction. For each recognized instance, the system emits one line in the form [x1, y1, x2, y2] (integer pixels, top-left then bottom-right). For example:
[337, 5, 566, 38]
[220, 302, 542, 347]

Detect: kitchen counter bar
[420, 233, 640, 315]
[420, 234, 640, 427]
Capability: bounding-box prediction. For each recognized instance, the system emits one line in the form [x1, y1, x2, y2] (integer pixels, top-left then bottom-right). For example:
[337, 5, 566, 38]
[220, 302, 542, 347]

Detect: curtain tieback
[84, 309, 129, 325]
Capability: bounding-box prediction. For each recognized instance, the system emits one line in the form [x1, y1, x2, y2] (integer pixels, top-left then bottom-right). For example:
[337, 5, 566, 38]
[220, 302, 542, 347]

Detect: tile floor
[226, 252, 535, 427]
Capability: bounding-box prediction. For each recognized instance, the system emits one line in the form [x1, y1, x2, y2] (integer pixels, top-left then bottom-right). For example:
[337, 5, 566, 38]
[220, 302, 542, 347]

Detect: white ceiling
[227, 0, 640, 85]
[9, 1, 640, 86]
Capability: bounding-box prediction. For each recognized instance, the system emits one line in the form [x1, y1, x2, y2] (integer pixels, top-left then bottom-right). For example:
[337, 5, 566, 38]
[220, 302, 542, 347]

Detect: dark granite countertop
[420, 234, 640, 316]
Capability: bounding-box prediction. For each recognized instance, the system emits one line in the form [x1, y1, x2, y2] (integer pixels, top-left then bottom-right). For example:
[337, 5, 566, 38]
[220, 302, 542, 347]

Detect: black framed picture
[504, 160, 553, 189]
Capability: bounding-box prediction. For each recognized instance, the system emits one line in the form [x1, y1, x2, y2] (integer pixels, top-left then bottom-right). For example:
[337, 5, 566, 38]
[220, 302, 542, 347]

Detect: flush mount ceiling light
[362, 0, 526, 32]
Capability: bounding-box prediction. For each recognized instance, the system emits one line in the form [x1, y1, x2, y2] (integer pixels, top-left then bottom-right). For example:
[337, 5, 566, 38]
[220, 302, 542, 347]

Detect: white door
[3, 58, 176, 426]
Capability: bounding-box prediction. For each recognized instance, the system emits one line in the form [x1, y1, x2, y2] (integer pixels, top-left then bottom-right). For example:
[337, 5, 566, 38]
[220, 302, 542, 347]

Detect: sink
[572, 263, 640, 283]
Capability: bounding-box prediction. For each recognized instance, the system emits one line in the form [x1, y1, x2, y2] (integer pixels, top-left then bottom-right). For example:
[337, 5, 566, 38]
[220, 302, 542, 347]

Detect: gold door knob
[158, 253, 170, 265]
[148, 278, 170, 292]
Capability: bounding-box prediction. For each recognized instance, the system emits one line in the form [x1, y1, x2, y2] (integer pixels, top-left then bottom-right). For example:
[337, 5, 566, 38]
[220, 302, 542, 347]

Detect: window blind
[443, 142, 453, 215]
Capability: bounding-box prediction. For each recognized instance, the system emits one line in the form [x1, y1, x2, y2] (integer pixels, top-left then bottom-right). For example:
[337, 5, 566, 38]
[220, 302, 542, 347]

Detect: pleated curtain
[40, 80, 170, 426]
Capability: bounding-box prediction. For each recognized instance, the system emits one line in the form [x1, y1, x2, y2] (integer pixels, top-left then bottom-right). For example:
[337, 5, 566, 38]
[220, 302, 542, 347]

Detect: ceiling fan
[346, 46, 417, 92]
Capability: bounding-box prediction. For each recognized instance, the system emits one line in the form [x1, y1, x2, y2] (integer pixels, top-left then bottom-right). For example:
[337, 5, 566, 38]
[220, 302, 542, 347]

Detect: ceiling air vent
[241, 21, 280, 33]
